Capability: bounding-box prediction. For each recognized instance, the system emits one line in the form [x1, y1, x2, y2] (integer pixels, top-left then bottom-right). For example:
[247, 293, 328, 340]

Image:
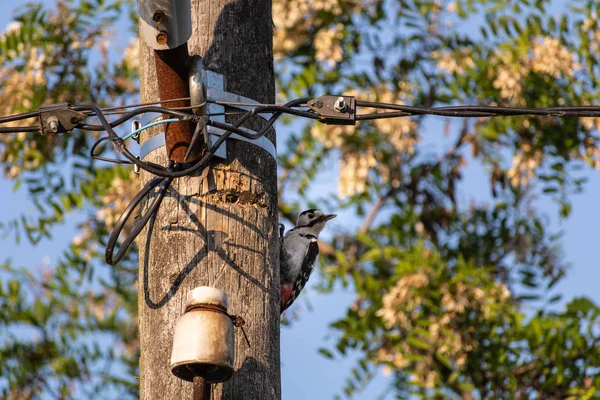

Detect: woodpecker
[280, 209, 336, 313]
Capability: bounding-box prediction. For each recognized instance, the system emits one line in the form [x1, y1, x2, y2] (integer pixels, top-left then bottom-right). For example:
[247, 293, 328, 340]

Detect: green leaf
[435, 352, 451, 369]
[407, 336, 430, 351]
[318, 348, 335, 359]
[32, 299, 49, 324]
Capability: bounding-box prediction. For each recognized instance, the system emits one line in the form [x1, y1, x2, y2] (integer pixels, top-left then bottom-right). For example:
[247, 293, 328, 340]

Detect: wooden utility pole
[137, 0, 279, 398]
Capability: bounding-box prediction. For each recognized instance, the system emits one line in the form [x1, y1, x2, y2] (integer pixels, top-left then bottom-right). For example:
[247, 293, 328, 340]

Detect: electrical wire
[84, 97, 193, 114]
[0, 100, 200, 134]
[4, 99, 600, 134]
[0, 105, 199, 135]
[77, 105, 198, 131]
[212, 100, 292, 108]
[105, 166, 174, 265]
[0, 110, 39, 123]
[355, 101, 600, 118]
[84, 98, 600, 194]
[0, 109, 41, 133]
[86, 98, 312, 180]
[0, 126, 41, 133]
[85, 106, 199, 165]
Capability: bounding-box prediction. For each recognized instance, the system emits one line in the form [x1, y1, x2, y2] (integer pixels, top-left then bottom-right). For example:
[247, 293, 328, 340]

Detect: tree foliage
[0, 1, 139, 398]
[1, 0, 600, 398]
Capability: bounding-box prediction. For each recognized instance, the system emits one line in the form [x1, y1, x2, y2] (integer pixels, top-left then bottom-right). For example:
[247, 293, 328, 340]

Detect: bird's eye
[308, 213, 314, 219]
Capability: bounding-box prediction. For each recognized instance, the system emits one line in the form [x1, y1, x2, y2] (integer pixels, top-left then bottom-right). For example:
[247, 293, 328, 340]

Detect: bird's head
[296, 209, 336, 236]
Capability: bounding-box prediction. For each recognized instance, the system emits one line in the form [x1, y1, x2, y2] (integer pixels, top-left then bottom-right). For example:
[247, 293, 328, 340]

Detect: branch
[358, 189, 393, 234]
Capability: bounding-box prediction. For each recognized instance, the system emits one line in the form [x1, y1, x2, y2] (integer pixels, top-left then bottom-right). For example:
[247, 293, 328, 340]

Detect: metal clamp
[187, 56, 276, 161]
[307, 95, 356, 125]
[38, 103, 87, 135]
[206, 88, 272, 120]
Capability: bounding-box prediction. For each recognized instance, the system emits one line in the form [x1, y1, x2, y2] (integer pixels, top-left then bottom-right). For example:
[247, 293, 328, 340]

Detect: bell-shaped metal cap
[170, 287, 234, 383]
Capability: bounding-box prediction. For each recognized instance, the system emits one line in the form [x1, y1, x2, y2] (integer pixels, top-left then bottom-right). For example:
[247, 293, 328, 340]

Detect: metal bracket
[206, 88, 272, 120]
[307, 95, 356, 125]
[207, 126, 276, 159]
[140, 133, 166, 160]
[38, 103, 87, 135]
[203, 70, 228, 159]
[188, 56, 276, 160]
[137, 0, 192, 50]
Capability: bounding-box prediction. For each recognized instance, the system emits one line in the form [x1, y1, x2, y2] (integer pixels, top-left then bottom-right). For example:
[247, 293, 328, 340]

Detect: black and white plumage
[280, 209, 336, 313]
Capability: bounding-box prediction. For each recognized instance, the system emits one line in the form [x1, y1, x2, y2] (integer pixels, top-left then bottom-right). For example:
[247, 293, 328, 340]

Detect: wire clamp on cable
[307, 95, 356, 125]
[39, 103, 87, 135]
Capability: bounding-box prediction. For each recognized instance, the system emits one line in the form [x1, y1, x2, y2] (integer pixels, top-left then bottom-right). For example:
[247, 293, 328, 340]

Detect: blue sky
[1, 1, 600, 399]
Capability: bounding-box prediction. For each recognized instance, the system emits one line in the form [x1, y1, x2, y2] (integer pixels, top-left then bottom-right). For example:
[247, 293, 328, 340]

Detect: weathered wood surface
[138, 0, 279, 398]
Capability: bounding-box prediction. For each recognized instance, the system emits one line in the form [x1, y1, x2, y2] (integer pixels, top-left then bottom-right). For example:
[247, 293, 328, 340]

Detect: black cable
[105, 170, 174, 265]
[90, 97, 192, 113]
[89, 133, 167, 170]
[4, 99, 600, 135]
[0, 126, 41, 133]
[90, 136, 133, 165]
[75, 105, 198, 131]
[0, 110, 39, 123]
[0, 105, 198, 134]
[88, 113, 246, 165]
[434, 104, 600, 116]
[356, 101, 600, 118]
[357, 111, 411, 120]
[0, 110, 41, 133]
[100, 108, 246, 116]
[88, 98, 310, 179]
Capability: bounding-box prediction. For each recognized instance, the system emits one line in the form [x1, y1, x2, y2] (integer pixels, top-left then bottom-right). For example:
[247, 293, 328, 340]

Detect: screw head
[156, 30, 168, 45]
[71, 116, 80, 125]
[152, 10, 166, 24]
[313, 101, 323, 108]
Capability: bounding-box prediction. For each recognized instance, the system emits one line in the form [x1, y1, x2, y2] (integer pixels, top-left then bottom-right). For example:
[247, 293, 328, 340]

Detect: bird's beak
[321, 214, 337, 222]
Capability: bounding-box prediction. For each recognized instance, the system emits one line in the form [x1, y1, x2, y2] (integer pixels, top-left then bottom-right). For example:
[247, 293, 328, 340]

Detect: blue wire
[122, 118, 180, 140]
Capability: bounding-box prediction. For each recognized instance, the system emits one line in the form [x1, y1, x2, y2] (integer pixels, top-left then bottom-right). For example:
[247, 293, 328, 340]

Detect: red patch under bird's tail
[280, 284, 292, 312]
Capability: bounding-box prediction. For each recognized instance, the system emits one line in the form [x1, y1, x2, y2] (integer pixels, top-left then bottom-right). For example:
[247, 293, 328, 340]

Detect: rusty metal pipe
[154, 44, 201, 163]
[193, 376, 211, 400]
